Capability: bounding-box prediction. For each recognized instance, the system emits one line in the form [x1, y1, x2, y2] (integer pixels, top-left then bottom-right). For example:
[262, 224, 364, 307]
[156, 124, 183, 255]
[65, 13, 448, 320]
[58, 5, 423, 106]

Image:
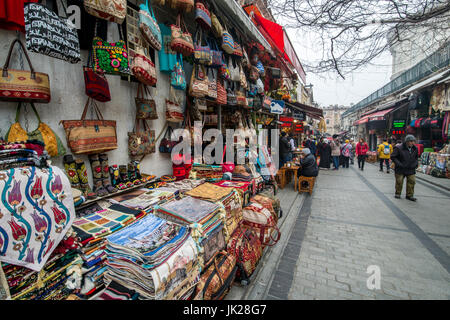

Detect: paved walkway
[261, 162, 450, 300]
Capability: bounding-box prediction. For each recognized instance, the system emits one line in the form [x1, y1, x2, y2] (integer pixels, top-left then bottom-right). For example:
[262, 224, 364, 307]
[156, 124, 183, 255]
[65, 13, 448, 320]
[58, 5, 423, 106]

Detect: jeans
[395, 174, 416, 197]
[342, 156, 350, 168]
[380, 158, 390, 171]
[332, 156, 340, 169]
[358, 155, 366, 169]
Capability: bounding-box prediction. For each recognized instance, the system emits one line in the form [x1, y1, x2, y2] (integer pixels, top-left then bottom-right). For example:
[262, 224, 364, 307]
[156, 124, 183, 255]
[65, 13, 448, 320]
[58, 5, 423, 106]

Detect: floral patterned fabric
[0, 166, 75, 271]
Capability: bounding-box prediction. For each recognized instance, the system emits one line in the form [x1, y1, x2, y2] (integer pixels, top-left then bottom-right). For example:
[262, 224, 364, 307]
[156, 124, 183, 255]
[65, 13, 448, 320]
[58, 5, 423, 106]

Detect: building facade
[322, 105, 350, 135]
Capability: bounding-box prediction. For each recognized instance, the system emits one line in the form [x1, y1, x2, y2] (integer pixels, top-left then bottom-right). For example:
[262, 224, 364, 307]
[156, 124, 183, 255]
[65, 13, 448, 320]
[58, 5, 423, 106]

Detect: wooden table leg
[294, 173, 298, 191]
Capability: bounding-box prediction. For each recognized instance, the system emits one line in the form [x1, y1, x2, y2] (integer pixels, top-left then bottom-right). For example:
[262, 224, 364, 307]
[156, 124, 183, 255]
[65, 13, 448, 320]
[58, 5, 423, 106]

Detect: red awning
[354, 107, 395, 125]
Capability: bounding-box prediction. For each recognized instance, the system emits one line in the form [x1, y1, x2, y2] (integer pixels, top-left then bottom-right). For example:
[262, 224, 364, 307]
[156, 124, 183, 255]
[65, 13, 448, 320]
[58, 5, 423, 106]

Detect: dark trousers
[380, 158, 390, 171]
[342, 156, 350, 168]
[358, 155, 366, 169]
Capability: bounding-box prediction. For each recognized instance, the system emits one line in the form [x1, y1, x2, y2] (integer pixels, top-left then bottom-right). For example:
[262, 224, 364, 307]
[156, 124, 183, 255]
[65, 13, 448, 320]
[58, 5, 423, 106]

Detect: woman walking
[356, 138, 369, 171]
[317, 138, 331, 169]
[330, 137, 341, 170]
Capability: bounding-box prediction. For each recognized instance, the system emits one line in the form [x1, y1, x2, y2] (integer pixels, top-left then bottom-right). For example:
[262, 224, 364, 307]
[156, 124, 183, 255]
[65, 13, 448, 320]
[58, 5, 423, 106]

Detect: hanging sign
[279, 116, 293, 123]
[293, 110, 305, 121]
[270, 100, 285, 114]
[392, 120, 406, 128]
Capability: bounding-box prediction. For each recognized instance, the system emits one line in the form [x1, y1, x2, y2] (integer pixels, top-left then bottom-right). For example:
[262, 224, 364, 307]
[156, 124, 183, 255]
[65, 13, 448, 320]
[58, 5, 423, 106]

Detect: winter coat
[356, 142, 369, 156]
[279, 136, 291, 156]
[330, 140, 341, 157]
[391, 143, 419, 176]
[298, 153, 318, 177]
[377, 142, 393, 159]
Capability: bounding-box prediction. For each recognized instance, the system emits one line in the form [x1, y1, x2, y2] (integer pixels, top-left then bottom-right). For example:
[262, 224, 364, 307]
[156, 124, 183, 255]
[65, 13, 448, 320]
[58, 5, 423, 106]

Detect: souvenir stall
[0, 0, 288, 300]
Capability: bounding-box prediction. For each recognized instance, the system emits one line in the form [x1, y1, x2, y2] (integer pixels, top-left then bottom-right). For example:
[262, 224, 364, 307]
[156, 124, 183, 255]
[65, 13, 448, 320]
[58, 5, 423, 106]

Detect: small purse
[166, 87, 184, 123]
[171, 14, 194, 57]
[195, 0, 211, 29]
[194, 29, 212, 65]
[189, 63, 209, 98]
[6, 103, 66, 157]
[135, 83, 158, 120]
[131, 48, 157, 86]
[171, 53, 187, 90]
[84, 0, 127, 24]
[128, 118, 156, 158]
[139, 0, 162, 51]
[84, 49, 111, 102]
[206, 68, 218, 101]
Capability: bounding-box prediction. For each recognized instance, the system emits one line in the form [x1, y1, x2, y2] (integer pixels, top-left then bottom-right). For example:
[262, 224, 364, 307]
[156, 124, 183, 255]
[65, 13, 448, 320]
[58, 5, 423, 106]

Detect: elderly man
[296, 148, 319, 178]
[390, 135, 419, 201]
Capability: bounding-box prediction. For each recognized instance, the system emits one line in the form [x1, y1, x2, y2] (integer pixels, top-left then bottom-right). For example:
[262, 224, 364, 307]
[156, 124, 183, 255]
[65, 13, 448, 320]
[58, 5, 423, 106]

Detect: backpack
[383, 144, 390, 155]
[342, 144, 351, 157]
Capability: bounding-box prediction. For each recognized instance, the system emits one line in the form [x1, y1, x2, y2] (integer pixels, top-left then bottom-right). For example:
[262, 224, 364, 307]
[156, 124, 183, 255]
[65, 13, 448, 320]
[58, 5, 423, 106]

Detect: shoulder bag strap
[2, 39, 36, 79]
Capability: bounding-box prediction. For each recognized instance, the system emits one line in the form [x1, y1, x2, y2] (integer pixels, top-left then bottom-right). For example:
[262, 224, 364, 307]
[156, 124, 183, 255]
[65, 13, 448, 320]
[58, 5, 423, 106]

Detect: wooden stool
[298, 176, 316, 195]
[275, 168, 287, 189]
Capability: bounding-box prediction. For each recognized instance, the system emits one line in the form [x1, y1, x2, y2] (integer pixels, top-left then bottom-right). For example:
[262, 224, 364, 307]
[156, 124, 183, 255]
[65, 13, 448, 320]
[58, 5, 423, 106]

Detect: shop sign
[293, 110, 305, 121]
[270, 100, 285, 114]
[390, 129, 405, 135]
[279, 116, 293, 122]
[281, 122, 292, 127]
[392, 120, 406, 128]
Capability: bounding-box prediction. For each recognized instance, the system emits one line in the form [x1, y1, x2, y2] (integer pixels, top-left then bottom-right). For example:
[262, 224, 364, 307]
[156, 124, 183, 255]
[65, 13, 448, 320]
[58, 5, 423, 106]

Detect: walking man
[391, 135, 419, 201]
[377, 138, 393, 173]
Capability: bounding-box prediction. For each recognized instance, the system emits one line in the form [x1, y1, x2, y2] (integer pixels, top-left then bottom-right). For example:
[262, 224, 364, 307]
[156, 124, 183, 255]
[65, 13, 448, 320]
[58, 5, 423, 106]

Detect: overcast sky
[285, 29, 393, 108]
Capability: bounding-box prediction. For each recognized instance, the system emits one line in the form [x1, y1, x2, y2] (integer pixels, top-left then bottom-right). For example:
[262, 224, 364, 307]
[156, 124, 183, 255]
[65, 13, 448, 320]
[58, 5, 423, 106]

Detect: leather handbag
[84, 0, 127, 24]
[84, 49, 111, 102]
[171, 53, 186, 90]
[166, 87, 184, 123]
[135, 83, 158, 120]
[139, 0, 162, 51]
[211, 12, 223, 38]
[222, 26, 234, 54]
[189, 63, 209, 98]
[216, 77, 227, 105]
[194, 250, 237, 300]
[195, 0, 211, 30]
[60, 97, 118, 154]
[131, 48, 157, 86]
[159, 126, 179, 153]
[169, 0, 194, 13]
[6, 103, 66, 158]
[0, 39, 50, 103]
[24, 1, 81, 63]
[206, 68, 217, 101]
[128, 117, 156, 158]
[170, 14, 195, 57]
[194, 29, 212, 65]
[92, 24, 130, 76]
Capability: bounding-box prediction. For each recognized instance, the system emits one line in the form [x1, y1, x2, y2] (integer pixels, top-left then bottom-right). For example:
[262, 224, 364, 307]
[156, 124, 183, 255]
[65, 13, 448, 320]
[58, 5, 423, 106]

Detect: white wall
[0, 28, 181, 186]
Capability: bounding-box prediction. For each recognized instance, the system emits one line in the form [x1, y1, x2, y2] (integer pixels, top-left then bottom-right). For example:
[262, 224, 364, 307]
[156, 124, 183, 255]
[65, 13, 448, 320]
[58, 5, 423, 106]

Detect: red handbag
[216, 77, 227, 105]
[84, 49, 111, 102]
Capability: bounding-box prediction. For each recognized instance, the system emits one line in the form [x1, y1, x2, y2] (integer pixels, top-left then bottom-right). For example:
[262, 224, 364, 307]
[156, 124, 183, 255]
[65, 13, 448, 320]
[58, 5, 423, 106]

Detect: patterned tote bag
[171, 54, 186, 90]
[139, 0, 162, 51]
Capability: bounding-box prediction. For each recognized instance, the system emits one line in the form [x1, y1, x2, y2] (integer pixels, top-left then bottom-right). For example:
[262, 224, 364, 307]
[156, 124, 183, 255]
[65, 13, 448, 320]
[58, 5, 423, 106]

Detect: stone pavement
[242, 161, 450, 300]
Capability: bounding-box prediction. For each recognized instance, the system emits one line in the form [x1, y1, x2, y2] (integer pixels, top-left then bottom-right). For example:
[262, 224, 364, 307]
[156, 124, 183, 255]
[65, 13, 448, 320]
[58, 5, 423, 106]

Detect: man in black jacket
[296, 148, 319, 177]
[279, 132, 291, 169]
[390, 135, 419, 201]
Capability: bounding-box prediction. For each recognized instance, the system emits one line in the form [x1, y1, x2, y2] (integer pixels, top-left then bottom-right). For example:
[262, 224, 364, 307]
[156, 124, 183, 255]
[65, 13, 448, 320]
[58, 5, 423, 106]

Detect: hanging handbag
[139, 0, 162, 51]
[236, 89, 247, 107]
[84, 0, 127, 24]
[166, 87, 184, 123]
[211, 13, 223, 38]
[256, 78, 264, 94]
[222, 25, 234, 54]
[159, 126, 178, 153]
[84, 49, 111, 102]
[131, 47, 157, 86]
[249, 65, 259, 82]
[219, 55, 231, 81]
[195, 97, 208, 112]
[6, 103, 66, 157]
[60, 97, 118, 154]
[226, 82, 237, 106]
[209, 38, 223, 68]
[171, 53, 187, 90]
[0, 39, 50, 103]
[206, 68, 218, 101]
[229, 56, 240, 83]
[92, 24, 130, 76]
[135, 83, 158, 120]
[169, 0, 194, 13]
[242, 47, 251, 69]
[170, 14, 195, 57]
[24, 1, 81, 64]
[253, 94, 262, 111]
[194, 29, 212, 65]
[239, 64, 248, 90]
[256, 60, 265, 76]
[232, 38, 243, 58]
[195, 0, 211, 30]
[216, 77, 227, 105]
[128, 118, 156, 157]
[189, 63, 209, 98]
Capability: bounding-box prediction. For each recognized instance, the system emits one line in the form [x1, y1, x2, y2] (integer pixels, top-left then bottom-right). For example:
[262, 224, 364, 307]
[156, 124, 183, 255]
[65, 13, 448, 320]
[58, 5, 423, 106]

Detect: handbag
[131, 48, 157, 86]
[0, 39, 50, 103]
[256, 60, 265, 76]
[60, 97, 118, 154]
[194, 251, 237, 300]
[166, 87, 184, 123]
[92, 24, 130, 76]
[139, 0, 162, 51]
[159, 126, 179, 153]
[128, 117, 156, 157]
[195, 97, 208, 112]
[216, 77, 227, 105]
[194, 29, 212, 65]
[269, 67, 281, 79]
[219, 55, 231, 81]
[256, 78, 264, 94]
[242, 202, 280, 247]
[135, 83, 158, 120]
[209, 38, 223, 68]
[189, 63, 209, 98]
[249, 65, 259, 82]
[171, 53, 187, 90]
[6, 103, 66, 158]
[211, 12, 223, 38]
[233, 39, 243, 57]
[84, 49, 111, 102]
[169, 0, 194, 13]
[236, 89, 247, 107]
[84, 0, 127, 24]
[24, 1, 80, 63]
[226, 81, 237, 106]
[170, 14, 194, 57]
[195, 0, 211, 30]
[239, 64, 248, 90]
[222, 29, 234, 55]
[206, 68, 218, 101]
[229, 56, 240, 83]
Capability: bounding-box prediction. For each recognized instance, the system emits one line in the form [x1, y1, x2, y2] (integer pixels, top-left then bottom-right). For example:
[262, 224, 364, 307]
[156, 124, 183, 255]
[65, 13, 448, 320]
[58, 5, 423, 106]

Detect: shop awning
[354, 107, 395, 125]
[286, 102, 323, 119]
[401, 69, 450, 96]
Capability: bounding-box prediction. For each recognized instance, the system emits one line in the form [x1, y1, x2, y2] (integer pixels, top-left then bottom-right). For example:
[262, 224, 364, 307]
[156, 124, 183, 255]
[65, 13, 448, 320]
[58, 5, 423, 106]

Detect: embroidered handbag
[219, 55, 231, 81]
[169, 0, 194, 13]
[24, 2, 81, 64]
[131, 48, 157, 86]
[60, 97, 118, 154]
[139, 0, 162, 51]
[195, 97, 208, 112]
[0, 39, 50, 103]
[159, 126, 179, 153]
[206, 68, 218, 101]
[194, 250, 237, 300]
[256, 78, 264, 94]
[208, 38, 223, 68]
[195, 0, 211, 30]
[236, 89, 247, 107]
[166, 87, 184, 123]
[135, 83, 158, 120]
[211, 12, 223, 38]
[216, 77, 227, 105]
[128, 118, 156, 157]
[170, 14, 194, 57]
[171, 53, 186, 90]
[242, 202, 280, 247]
[256, 60, 265, 76]
[84, 0, 127, 24]
[189, 64, 209, 98]
[6, 103, 66, 157]
[84, 49, 111, 102]
[194, 29, 212, 65]
[233, 39, 243, 58]
[226, 82, 237, 106]
[222, 25, 234, 54]
[92, 25, 130, 76]
[227, 225, 263, 284]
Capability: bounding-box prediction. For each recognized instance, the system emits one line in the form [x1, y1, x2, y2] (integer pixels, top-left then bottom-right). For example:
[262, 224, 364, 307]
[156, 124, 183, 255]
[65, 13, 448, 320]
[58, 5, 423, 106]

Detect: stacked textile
[0, 140, 49, 170]
[104, 213, 200, 300]
[164, 178, 206, 194]
[71, 204, 145, 298]
[189, 163, 223, 181]
[118, 187, 179, 212]
[232, 165, 253, 182]
[214, 180, 252, 206]
[155, 196, 226, 266]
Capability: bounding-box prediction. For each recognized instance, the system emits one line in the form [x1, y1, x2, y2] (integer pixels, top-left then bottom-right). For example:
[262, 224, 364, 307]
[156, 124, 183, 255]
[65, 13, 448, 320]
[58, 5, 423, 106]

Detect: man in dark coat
[296, 148, 319, 177]
[390, 135, 419, 201]
[317, 138, 331, 169]
[279, 131, 291, 169]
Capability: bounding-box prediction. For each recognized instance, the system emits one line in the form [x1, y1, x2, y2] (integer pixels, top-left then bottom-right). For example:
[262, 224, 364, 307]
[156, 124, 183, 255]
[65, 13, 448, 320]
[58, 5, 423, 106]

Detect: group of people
[315, 136, 359, 170]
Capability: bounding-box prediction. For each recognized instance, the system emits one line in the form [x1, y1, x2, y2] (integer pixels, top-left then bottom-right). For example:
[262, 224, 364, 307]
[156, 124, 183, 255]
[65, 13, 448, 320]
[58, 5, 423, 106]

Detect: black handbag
[24, 1, 81, 63]
[159, 126, 179, 153]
